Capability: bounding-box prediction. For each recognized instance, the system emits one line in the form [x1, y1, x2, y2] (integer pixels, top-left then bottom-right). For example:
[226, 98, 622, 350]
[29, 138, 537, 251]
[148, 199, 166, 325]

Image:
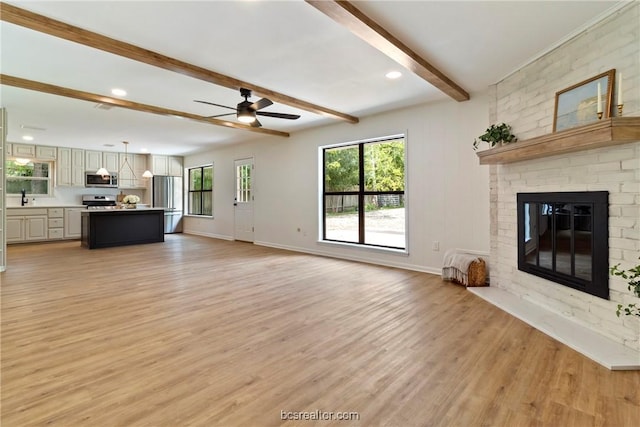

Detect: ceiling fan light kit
[195, 88, 300, 128]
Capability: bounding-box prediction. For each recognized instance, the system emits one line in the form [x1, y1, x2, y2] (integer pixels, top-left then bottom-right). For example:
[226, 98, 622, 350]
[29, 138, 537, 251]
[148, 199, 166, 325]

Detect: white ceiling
[0, 0, 621, 156]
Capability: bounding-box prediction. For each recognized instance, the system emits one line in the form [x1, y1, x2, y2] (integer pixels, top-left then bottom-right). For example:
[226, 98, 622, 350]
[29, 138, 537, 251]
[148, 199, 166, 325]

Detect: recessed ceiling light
[140, 148, 149, 153]
[111, 88, 127, 97]
[22, 135, 34, 141]
[385, 71, 402, 80]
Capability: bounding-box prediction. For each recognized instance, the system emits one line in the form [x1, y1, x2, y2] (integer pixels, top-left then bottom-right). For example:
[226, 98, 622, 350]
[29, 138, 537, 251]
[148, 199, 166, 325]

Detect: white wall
[184, 93, 490, 273]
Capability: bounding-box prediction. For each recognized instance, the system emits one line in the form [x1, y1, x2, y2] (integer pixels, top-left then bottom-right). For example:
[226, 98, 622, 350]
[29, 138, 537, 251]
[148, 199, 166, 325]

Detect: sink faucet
[21, 189, 28, 206]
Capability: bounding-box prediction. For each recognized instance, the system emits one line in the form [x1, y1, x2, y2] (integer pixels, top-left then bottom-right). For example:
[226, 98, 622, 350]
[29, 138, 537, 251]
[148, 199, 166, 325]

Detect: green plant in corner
[473, 123, 517, 150]
[609, 257, 640, 317]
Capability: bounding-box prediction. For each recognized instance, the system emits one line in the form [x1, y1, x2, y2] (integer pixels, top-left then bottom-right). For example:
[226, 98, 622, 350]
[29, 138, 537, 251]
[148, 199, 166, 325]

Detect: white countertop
[6, 205, 86, 209]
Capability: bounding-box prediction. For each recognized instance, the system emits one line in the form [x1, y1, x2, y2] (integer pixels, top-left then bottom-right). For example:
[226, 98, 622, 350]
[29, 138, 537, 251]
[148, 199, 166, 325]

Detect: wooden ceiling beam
[306, 0, 470, 102]
[0, 2, 359, 124]
[0, 74, 290, 138]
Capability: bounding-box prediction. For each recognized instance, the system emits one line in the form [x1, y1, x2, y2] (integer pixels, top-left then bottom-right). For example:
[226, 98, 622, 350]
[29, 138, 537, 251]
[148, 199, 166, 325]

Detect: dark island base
[81, 209, 165, 249]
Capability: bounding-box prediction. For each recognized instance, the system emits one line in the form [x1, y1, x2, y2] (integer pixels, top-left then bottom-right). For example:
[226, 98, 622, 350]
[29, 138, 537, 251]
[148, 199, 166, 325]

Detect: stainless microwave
[85, 172, 118, 188]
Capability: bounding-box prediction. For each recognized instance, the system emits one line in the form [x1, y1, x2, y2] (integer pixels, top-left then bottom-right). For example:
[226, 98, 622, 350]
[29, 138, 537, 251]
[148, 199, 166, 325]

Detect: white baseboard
[254, 240, 442, 276]
[182, 230, 233, 241]
[468, 287, 640, 370]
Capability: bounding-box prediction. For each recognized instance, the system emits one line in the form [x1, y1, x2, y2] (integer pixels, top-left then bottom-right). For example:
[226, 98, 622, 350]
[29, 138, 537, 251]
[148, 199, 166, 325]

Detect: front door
[234, 158, 254, 242]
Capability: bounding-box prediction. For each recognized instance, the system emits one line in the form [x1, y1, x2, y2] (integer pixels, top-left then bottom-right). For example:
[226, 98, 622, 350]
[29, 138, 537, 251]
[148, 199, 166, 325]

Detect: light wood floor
[1, 235, 639, 427]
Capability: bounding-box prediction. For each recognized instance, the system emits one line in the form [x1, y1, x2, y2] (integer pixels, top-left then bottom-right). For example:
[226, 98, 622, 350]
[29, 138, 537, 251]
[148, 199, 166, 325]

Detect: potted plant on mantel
[473, 123, 517, 150]
[610, 257, 640, 317]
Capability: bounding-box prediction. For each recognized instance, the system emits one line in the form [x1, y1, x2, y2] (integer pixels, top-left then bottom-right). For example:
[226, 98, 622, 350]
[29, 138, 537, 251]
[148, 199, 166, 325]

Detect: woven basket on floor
[450, 258, 487, 287]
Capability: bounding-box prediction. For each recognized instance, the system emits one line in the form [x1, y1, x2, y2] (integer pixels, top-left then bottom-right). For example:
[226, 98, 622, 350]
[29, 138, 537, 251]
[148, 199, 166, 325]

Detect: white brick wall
[497, 2, 639, 139]
[490, 2, 640, 352]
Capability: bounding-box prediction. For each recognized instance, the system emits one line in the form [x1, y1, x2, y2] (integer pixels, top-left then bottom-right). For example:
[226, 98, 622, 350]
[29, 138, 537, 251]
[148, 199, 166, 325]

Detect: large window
[6, 160, 52, 195]
[322, 135, 406, 249]
[188, 165, 213, 216]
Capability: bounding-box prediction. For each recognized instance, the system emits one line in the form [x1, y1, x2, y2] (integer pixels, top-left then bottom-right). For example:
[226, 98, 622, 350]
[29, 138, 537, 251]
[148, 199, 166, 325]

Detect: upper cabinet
[151, 155, 183, 177]
[11, 143, 35, 157]
[118, 153, 148, 188]
[104, 152, 119, 173]
[7, 144, 57, 160]
[35, 145, 57, 160]
[57, 148, 85, 187]
[152, 155, 168, 175]
[86, 150, 119, 173]
[85, 150, 102, 171]
[169, 156, 183, 177]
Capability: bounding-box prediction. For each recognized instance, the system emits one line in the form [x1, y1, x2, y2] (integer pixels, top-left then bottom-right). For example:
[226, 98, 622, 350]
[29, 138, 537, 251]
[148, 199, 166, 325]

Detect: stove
[82, 194, 117, 209]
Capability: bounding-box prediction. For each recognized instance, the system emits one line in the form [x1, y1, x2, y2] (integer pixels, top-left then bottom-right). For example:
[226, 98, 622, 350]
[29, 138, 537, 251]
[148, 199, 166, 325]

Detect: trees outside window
[188, 165, 213, 216]
[322, 136, 405, 249]
[6, 160, 52, 195]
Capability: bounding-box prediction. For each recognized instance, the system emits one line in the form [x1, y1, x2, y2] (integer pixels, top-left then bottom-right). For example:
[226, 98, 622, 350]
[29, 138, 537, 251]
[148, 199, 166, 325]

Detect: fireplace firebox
[517, 191, 608, 299]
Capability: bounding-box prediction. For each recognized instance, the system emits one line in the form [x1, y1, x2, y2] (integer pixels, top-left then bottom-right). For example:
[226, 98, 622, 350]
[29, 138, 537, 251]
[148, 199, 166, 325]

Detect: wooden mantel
[476, 117, 640, 165]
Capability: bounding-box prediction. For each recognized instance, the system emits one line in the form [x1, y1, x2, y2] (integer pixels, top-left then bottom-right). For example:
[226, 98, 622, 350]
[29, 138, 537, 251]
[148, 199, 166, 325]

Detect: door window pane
[236, 164, 252, 202]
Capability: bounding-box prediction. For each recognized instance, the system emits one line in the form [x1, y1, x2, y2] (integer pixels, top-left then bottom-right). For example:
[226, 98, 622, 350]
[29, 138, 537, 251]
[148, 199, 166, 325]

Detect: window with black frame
[322, 135, 406, 250]
[188, 165, 213, 216]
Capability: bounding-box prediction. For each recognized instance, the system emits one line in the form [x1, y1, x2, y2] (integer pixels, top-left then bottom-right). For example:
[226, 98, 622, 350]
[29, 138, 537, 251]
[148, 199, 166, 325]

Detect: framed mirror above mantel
[476, 117, 640, 165]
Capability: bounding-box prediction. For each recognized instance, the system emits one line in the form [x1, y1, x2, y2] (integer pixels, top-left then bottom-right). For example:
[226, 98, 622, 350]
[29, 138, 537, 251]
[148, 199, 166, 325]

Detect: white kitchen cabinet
[152, 155, 183, 177]
[57, 148, 71, 186]
[85, 150, 102, 171]
[26, 216, 47, 240]
[57, 148, 85, 187]
[64, 208, 84, 238]
[6, 217, 24, 242]
[104, 152, 119, 173]
[86, 150, 118, 173]
[169, 156, 183, 177]
[152, 155, 168, 176]
[6, 210, 48, 242]
[11, 143, 36, 157]
[48, 208, 64, 240]
[71, 149, 85, 186]
[36, 145, 57, 160]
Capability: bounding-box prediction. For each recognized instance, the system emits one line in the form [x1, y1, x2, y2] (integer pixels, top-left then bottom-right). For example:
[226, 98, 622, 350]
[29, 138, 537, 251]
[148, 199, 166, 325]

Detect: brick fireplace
[482, 2, 639, 354]
[487, 141, 639, 353]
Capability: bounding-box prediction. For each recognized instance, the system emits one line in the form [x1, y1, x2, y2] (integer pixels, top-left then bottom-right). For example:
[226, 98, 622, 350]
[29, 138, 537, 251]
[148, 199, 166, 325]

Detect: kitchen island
[81, 208, 165, 249]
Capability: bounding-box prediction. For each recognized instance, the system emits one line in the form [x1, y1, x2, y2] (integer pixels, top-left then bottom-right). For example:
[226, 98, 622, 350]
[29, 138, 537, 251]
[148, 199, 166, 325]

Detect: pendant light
[96, 167, 109, 176]
[118, 141, 136, 181]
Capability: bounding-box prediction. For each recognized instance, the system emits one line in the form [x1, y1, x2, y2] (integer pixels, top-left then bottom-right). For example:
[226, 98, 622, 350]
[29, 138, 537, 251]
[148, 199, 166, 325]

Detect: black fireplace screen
[517, 191, 608, 299]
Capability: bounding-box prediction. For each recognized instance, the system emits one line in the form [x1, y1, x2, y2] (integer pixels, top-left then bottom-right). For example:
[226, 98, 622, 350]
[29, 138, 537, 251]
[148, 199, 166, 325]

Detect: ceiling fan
[195, 88, 300, 127]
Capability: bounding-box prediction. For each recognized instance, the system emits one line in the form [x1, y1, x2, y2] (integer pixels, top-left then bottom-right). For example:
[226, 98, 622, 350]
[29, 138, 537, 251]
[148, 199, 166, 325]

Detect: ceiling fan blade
[194, 100, 236, 110]
[250, 118, 262, 128]
[256, 111, 301, 120]
[250, 98, 273, 111]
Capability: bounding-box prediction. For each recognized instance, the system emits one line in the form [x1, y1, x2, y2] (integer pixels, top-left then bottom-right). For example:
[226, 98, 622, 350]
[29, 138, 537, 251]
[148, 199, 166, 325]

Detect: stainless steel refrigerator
[152, 176, 183, 233]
